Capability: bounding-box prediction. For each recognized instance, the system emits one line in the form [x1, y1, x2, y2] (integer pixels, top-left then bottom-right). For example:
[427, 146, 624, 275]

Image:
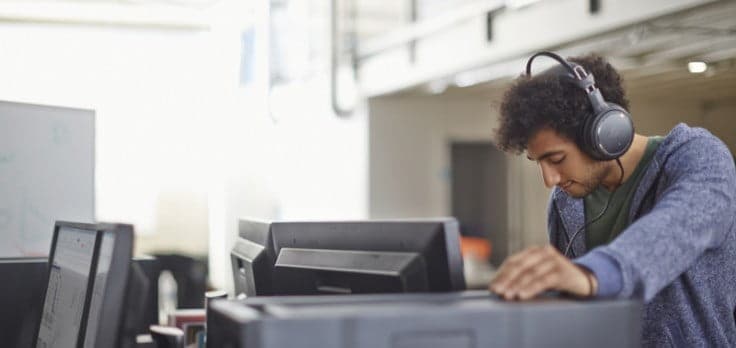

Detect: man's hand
[489, 245, 596, 300]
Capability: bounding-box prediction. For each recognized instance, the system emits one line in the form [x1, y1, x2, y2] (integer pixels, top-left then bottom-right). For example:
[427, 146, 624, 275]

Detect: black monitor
[231, 218, 465, 297]
[1, 256, 156, 348]
[34, 222, 133, 348]
[0, 258, 47, 348]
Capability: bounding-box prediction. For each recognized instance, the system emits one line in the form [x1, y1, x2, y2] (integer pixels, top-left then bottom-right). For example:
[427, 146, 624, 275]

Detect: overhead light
[687, 61, 708, 74]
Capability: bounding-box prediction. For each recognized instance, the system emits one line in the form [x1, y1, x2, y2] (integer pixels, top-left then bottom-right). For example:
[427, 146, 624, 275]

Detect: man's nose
[540, 163, 561, 189]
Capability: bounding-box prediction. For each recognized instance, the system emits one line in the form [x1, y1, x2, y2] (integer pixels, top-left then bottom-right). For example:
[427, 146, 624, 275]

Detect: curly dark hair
[495, 54, 629, 154]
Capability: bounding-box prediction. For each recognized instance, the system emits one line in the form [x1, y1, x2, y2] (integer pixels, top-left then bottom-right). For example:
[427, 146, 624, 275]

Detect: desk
[207, 290, 641, 348]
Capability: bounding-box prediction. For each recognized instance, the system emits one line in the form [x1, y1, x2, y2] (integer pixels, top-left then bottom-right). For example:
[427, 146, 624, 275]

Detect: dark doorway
[451, 142, 508, 266]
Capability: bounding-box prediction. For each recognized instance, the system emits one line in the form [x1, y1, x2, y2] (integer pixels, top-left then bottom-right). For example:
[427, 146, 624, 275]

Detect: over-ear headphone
[525, 51, 634, 161]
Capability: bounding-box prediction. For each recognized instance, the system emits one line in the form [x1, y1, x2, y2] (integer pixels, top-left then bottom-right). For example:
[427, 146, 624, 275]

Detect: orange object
[460, 236, 492, 261]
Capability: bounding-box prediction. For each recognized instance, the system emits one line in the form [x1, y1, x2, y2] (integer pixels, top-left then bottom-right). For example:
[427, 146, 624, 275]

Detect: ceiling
[389, 0, 736, 105]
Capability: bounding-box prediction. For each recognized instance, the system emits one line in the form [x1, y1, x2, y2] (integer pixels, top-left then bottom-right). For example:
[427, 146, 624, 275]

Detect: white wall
[368, 96, 495, 218]
[0, 2, 370, 292]
[0, 23, 223, 256]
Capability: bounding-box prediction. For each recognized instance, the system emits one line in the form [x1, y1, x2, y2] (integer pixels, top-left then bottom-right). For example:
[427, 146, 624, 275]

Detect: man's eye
[550, 157, 565, 164]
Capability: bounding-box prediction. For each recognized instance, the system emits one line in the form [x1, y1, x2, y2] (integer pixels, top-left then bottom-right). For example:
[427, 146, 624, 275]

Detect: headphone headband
[525, 51, 576, 76]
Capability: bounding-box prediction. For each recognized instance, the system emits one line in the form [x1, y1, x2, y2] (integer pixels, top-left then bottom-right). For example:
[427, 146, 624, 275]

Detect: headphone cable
[563, 158, 625, 257]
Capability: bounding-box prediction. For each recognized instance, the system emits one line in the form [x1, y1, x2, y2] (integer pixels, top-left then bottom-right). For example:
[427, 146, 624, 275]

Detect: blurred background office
[0, 0, 734, 294]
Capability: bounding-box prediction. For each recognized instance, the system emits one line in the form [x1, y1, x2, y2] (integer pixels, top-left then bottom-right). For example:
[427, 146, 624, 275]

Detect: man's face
[526, 127, 609, 198]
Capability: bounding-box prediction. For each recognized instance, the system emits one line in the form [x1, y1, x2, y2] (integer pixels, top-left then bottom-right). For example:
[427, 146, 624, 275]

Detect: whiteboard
[0, 100, 94, 257]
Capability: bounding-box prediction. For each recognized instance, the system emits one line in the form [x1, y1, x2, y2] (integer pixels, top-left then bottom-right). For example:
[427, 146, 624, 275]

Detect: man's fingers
[493, 247, 544, 277]
[506, 259, 559, 295]
[500, 256, 560, 300]
[517, 272, 561, 300]
[491, 246, 557, 293]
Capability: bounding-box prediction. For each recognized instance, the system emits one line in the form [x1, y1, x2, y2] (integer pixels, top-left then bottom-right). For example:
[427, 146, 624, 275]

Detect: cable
[563, 158, 625, 257]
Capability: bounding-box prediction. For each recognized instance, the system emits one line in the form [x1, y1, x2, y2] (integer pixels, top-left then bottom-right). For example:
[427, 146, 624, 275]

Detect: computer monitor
[0, 257, 47, 348]
[34, 222, 133, 348]
[1, 256, 156, 348]
[231, 218, 465, 297]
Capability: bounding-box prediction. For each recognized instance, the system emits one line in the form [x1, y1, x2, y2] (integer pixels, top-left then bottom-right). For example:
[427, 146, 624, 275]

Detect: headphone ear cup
[582, 104, 634, 161]
[579, 109, 599, 159]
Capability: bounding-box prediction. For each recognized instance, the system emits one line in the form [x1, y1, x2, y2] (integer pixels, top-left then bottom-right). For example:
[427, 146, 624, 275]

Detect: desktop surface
[207, 290, 642, 348]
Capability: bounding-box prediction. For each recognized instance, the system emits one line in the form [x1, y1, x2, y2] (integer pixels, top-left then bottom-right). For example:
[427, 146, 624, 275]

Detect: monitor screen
[36, 227, 97, 348]
[232, 218, 465, 297]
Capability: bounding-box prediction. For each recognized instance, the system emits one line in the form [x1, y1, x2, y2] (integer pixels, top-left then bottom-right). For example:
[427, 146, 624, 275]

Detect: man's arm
[492, 133, 736, 301]
[581, 135, 736, 301]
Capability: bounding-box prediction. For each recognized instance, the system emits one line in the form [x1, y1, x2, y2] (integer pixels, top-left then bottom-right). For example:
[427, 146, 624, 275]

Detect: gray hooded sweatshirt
[548, 124, 736, 346]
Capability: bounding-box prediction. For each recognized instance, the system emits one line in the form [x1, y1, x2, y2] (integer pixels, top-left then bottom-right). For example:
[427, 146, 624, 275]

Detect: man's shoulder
[656, 123, 732, 167]
[647, 124, 736, 205]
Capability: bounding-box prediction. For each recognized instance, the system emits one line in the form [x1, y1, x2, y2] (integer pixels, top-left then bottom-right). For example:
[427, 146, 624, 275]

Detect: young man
[489, 53, 736, 346]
